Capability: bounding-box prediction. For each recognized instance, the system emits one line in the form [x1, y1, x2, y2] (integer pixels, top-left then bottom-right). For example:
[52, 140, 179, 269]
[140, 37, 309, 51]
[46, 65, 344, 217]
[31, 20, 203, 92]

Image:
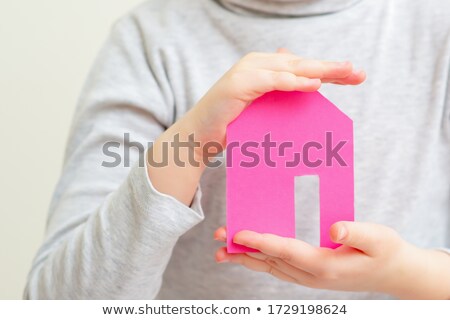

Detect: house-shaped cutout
[226, 90, 354, 253]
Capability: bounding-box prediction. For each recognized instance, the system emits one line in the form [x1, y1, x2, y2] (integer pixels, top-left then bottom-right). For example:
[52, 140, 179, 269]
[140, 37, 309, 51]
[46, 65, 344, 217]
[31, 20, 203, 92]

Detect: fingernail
[337, 226, 348, 241]
[216, 255, 229, 263]
[216, 248, 230, 263]
[214, 235, 226, 242]
[217, 259, 229, 264]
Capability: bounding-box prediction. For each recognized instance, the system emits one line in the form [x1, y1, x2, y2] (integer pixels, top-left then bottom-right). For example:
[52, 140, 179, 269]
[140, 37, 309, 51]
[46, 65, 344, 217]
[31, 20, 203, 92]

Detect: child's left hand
[214, 222, 450, 299]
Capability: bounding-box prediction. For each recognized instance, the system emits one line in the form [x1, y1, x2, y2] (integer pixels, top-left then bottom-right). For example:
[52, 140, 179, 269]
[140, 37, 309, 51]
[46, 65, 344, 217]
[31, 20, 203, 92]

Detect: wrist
[387, 244, 424, 299]
[158, 112, 221, 172]
[383, 244, 450, 299]
[182, 103, 226, 158]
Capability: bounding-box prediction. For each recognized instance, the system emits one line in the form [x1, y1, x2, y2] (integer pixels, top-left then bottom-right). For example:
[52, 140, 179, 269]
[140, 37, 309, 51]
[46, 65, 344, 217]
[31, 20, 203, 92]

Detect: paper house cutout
[226, 90, 354, 253]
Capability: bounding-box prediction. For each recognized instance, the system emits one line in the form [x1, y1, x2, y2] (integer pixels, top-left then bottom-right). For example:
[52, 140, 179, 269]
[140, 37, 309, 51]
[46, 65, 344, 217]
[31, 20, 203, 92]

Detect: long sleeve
[24, 13, 204, 299]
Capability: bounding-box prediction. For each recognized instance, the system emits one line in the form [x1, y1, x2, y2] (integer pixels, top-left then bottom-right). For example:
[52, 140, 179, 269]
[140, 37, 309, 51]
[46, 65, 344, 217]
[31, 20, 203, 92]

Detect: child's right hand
[186, 50, 366, 148]
[148, 50, 366, 205]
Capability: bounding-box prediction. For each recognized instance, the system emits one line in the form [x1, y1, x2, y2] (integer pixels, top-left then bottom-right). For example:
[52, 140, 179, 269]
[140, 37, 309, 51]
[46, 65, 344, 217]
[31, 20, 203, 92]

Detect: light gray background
[0, 0, 144, 299]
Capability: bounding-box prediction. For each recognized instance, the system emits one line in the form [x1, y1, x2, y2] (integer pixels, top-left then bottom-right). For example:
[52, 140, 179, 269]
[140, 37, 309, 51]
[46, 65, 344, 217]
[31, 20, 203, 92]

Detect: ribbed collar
[216, 0, 363, 17]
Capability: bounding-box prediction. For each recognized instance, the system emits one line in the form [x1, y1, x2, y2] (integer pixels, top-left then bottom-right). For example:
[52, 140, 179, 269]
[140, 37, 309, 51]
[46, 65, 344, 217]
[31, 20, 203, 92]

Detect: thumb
[330, 221, 398, 255]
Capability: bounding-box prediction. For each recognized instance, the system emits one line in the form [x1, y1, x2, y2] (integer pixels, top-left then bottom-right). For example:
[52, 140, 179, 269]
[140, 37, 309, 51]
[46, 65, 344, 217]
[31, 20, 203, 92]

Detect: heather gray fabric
[218, 0, 363, 16]
[24, 0, 450, 299]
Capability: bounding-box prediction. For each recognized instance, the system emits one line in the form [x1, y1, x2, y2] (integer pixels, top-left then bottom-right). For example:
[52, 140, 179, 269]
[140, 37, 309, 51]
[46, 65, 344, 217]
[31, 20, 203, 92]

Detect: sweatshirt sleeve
[24, 13, 204, 299]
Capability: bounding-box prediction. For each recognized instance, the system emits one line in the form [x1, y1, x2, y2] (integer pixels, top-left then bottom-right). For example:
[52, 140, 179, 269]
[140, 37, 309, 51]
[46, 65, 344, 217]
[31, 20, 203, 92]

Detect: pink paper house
[226, 90, 354, 253]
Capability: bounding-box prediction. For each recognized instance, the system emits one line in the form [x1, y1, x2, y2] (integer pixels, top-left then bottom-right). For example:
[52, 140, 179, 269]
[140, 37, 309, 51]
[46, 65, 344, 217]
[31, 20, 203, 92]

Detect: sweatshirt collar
[216, 0, 363, 17]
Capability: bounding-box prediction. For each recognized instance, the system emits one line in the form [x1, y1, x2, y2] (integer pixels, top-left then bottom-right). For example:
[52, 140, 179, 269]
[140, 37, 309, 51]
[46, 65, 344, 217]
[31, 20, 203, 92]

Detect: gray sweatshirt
[25, 0, 450, 299]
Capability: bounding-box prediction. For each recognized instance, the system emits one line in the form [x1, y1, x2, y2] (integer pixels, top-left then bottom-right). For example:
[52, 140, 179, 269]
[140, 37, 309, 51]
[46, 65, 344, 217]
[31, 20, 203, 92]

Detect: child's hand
[186, 50, 366, 148]
[214, 222, 450, 299]
[147, 50, 365, 205]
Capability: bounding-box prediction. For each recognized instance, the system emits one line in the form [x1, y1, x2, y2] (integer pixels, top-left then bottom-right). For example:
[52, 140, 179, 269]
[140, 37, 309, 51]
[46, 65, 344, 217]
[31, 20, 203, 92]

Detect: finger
[322, 70, 366, 85]
[242, 52, 361, 81]
[219, 232, 318, 276]
[213, 226, 227, 242]
[330, 221, 399, 256]
[285, 59, 354, 79]
[246, 238, 370, 286]
[216, 247, 308, 285]
[249, 70, 322, 93]
[216, 247, 270, 272]
[233, 230, 324, 275]
[246, 251, 270, 260]
[247, 252, 317, 287]
[250, 55, 354, 79]
[263, 256, 318, 288]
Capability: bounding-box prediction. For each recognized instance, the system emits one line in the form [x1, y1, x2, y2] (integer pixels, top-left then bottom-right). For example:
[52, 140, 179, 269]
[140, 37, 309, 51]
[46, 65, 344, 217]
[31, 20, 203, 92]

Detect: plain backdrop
[0, 0, 144, 299]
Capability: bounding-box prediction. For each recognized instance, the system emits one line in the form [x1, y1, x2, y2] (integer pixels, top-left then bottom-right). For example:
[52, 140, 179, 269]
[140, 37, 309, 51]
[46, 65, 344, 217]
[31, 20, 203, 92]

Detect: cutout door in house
[226, 90, 354, 253]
